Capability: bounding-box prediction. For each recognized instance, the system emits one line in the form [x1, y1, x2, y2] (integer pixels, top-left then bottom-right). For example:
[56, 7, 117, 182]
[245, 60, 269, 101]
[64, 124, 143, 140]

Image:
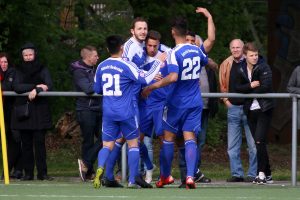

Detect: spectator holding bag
[11, 42, 53, 181]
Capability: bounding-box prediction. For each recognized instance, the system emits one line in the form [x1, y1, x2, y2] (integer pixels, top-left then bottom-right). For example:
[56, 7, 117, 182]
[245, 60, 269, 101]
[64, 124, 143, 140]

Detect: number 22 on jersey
[102, 73, 122, 96]
[181, 57, 201, 80]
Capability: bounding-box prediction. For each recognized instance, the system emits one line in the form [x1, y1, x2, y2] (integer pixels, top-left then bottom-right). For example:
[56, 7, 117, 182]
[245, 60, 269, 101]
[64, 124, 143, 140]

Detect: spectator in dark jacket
[0, 52, 23, 179]
[287, 65, 300, 129]
[11, 42, 53, 181]
[70, 45, 103, 181]
[235, 42, 274, 185]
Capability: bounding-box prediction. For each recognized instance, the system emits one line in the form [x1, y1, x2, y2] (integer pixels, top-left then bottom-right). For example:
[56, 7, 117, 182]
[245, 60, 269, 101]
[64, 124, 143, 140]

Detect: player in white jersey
[122, 17, 148, 70]
[93, 35, 166, 189]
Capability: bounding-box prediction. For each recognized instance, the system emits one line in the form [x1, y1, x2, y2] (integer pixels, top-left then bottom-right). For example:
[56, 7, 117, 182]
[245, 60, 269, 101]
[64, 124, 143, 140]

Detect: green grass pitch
[1, 181, 300, 200]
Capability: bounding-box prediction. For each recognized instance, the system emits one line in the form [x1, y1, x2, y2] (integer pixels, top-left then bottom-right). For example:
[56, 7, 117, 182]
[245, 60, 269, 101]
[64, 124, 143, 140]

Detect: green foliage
[0, 0, 268, 128]
[128, 0, 268, 147]
[206, 104, 227, 147]
[128, 0, 268, 63]
[0, 0, 133, 123]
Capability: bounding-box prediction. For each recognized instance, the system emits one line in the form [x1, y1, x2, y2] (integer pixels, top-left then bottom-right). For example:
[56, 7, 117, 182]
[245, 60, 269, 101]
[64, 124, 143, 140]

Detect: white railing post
[121, 144, 127, 183]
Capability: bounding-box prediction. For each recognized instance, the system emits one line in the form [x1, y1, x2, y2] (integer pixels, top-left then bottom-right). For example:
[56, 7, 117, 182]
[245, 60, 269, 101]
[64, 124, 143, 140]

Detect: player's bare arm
[196, 7, 215, 53]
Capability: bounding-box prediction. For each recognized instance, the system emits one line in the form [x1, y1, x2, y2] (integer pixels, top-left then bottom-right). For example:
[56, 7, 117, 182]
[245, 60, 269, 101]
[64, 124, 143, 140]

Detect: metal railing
[2, 91, 299, 186]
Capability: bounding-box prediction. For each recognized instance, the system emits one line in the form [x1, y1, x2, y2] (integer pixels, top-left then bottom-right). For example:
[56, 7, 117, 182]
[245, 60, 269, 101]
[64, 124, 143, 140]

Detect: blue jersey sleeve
[199, 48, 208, 66]
[200, 44, 206, 54]
[125, 60, 162, 85]
[158, 43, 171, 53]
[93, 67, 102, 94]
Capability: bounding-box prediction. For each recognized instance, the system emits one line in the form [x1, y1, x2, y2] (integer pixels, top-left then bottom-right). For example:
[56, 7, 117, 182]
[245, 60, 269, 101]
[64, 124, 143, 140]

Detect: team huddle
[92, 7, 214, 189]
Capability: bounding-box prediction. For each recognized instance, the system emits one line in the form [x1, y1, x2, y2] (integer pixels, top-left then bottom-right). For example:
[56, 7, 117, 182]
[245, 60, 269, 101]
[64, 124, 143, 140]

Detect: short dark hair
[1, 52, 15, 69]
[106, 35, 125, 54]
[186, 30, 195, 37]
[80, 45, 97, 59]
[146, 30, 161, 42]
[243, 42, 259, 54]
[0, 52, 12, 66]
[171, 16, 188, 37]
[131, 17, 147, 29]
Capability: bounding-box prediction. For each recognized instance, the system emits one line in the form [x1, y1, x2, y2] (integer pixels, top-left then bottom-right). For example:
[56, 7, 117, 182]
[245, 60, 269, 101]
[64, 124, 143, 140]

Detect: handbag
[15, 101, 30, 121]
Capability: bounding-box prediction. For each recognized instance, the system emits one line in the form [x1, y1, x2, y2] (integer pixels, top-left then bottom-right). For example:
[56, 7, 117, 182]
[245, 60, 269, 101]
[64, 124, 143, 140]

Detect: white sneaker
[258, 172, 266, 180]
[257, 172, 266, 185]
[78, 159, 88, 182]
[145, 164, 156, 183]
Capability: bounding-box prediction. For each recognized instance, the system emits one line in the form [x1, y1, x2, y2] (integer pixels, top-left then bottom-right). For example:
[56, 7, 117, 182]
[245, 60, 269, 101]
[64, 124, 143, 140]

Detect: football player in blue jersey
[93, 35, 166, 189]
[138, 30, 171, 183]
[176, 30, 217, 188]
[102, 17, 156, 186]
[142, 8, 213, 189]
[175, 8, 217, 189]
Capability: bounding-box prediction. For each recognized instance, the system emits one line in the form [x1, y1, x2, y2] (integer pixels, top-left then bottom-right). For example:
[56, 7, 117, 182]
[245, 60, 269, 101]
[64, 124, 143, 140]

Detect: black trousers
[7, 129, 23, 173]
[20, 130, 47, 177]
[76, 110, 102, 174]
[247, 109, 272, 176]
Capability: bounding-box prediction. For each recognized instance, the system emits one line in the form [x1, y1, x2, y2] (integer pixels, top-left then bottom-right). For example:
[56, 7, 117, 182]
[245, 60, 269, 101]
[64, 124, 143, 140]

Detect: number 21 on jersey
[181, 57, 201, 80]
[102, 73, 122, 96]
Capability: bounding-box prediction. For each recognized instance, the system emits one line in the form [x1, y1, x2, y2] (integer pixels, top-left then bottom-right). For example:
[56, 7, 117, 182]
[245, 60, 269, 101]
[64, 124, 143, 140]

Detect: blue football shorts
[139, 105, 164, 137]
[133, 100, 140, 122]
[102, 116, 139, 142]
[162, 105, 202, 136]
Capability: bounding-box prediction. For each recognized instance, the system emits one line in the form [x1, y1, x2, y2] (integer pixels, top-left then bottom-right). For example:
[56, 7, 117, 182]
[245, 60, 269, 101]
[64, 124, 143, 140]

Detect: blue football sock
[162, 140, 174, 178]
[128, 147, 140, 184]
[185, 139, 197, 177]
[139, 142, 154, 170]
[178, 146, 187, 181]
[97, 146, 111, 169]
[159, 146, 165, 177]
[105, 142, 122, 180]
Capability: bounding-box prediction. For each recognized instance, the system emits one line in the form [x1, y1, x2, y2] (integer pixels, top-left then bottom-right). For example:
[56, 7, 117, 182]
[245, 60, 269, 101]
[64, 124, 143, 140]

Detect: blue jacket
[70, 60, 102, 111]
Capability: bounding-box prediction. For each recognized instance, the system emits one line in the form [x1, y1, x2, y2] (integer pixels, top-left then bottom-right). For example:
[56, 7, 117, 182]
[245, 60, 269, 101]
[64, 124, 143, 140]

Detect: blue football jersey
[94, 57, 161, 121]
[139, 49, 171, 109]
[166, 43, 208, 108]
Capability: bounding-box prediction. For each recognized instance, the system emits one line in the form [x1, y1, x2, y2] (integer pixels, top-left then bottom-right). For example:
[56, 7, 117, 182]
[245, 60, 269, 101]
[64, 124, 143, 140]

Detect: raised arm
[196, 7, 215, 53]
